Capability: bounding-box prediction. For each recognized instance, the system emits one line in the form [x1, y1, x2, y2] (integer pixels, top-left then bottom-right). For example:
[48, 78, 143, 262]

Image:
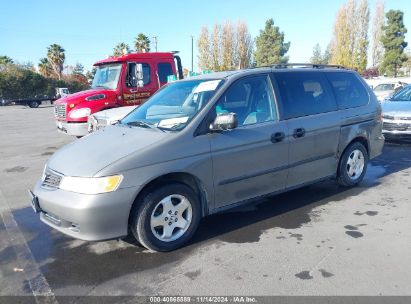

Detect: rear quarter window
[326, 72, 369, 109]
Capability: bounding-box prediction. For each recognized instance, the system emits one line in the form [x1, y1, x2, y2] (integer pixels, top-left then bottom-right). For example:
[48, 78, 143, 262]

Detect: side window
[326, 72, 369, 109]
[126, 63, 150, 87]
[158, 62, 174, 84]
[215, 76, 277, 126]
[274, 72, 337, 119]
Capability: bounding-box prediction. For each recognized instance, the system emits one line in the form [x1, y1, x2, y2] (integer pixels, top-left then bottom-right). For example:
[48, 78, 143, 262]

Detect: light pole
[152, 36, 158, 52]
[191, 35, 194, 73]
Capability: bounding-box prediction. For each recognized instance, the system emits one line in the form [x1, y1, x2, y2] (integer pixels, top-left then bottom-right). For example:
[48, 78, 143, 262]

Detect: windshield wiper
[126, 120, 154, 129]
[93, 85, 109, 89]
[158, 122, 187, 131]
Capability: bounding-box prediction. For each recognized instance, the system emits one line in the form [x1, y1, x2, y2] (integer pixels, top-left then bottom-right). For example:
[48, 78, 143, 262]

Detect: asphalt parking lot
[1, 105, 411, 301]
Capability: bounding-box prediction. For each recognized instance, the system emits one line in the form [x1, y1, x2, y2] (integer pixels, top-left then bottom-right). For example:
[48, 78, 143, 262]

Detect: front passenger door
[209, 75, 289, 210]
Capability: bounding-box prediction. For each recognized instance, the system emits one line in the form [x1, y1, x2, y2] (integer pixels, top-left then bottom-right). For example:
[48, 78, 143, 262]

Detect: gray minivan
[31, 65, 384, 251]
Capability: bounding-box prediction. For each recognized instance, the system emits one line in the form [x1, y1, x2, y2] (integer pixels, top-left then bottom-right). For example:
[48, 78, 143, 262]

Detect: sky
[0, 0, 409, 72]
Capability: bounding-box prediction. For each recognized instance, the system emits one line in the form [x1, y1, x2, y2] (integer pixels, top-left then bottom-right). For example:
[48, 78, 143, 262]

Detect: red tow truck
[54, 52, 183, 137]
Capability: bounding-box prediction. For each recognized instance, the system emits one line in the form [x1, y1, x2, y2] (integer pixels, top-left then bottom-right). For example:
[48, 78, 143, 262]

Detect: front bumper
[382, 119, 411, 140]
[56, 121, 89, 137]
[32, 181, 138, 241]
[383, 131, 411, 140]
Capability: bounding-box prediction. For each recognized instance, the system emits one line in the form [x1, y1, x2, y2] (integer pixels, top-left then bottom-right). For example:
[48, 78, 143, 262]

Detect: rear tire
[337, 142, 368, 187]
[130, 183, 201, 252]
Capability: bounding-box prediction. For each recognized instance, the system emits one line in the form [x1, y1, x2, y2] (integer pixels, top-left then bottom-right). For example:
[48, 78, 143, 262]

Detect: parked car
[373, 82, 396, 101]
[88, 106, 138, 133]
[30, 64, 384, 252]
[373, 82, 407, 101]
[382, 85, 411, 140]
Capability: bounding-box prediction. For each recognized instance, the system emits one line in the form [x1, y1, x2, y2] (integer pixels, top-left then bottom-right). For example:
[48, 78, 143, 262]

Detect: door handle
[293, 128, 306, 138]
[271, 132, 285, 143]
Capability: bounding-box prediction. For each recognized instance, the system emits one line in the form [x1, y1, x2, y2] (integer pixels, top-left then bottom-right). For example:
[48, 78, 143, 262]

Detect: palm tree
[38, 58, 52, 77]
[47, 44, 65, 80]
[0, 55, 13, 65]
[134, 34, 151, 52]
[113, 42, 130, 57]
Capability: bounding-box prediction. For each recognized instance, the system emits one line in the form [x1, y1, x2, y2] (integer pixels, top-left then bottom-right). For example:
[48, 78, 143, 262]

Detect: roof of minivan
[184, 66, 353, 81]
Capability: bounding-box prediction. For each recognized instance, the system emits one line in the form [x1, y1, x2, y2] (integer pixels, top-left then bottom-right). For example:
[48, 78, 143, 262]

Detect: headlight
[59, 175, 123, 194]
[85, 94, 106, 101]
[69, 108, 91, 119]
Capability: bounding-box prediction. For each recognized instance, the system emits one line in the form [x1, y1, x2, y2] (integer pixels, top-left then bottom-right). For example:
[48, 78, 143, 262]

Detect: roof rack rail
[271, 63, 346, 69]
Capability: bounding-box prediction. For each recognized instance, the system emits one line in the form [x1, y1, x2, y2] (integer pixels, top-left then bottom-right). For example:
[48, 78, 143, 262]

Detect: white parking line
[0, 188, 58, 304]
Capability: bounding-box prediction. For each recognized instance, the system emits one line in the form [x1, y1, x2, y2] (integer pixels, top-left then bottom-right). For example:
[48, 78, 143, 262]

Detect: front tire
[28, 101, 40, 108]
[130, 183, 201, 252]
[337, 142, 368, 187]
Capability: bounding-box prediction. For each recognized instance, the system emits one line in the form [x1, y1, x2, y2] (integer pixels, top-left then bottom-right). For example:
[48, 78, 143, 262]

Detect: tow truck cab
[54, 52, 183, 137]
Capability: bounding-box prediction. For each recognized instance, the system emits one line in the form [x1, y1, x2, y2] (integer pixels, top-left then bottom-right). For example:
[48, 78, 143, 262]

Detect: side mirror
[210, 113, 238, 132]
[135, 64, 144, 88]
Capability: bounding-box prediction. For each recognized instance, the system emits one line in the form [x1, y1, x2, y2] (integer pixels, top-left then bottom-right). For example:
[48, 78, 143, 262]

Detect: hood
[382, 101, 411, 116]
[93, 106, 138, 123]
[55, 88, 117, 106]
[47, 124, 167, 177]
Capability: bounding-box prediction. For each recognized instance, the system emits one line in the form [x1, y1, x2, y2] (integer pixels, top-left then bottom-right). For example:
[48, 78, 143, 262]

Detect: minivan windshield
[91, 64, 122, 90]
[121, 79, 224, 131]
[390, 85, 411, 102]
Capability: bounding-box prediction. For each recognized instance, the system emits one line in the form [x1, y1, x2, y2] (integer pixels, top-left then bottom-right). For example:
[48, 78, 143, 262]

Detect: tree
[255, 18, 290, 66]
[405, 49, 411, 76]
[330, 0, 370, 72]
[236, 21, 253, 69]
[47, 44, 65, 80]
[85, 67, 97, 83]
[353, 0, 369, 73]
[134, 33, 151, 52]
[211, 24, 222, 71]
[113, 42, 130, 57]
[362, 67, 379, 78]
[310, 43, 332, 65]
[0, 56, 13, 65]
[73, 63, 84, 75]
[38, 58, 52, 77]
[197, 21, 253, 71]
[323, 44, 332, 64]
[221, 21, 236, 70]
[371, 1, 385, 67]
[197, 26, 212, 71]
[380, 10, 408, 77]
[310, 44, 323, 64]
[330, 2, 352, 67]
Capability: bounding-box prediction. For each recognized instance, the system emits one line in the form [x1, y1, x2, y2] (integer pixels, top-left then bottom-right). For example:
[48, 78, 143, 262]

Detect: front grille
[383, 122, 411, 131]
[54, 104, 66, 119]
[383, 115, 411, 121]
[41, 170, 63, 190]
[397, 116, 411, 121]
